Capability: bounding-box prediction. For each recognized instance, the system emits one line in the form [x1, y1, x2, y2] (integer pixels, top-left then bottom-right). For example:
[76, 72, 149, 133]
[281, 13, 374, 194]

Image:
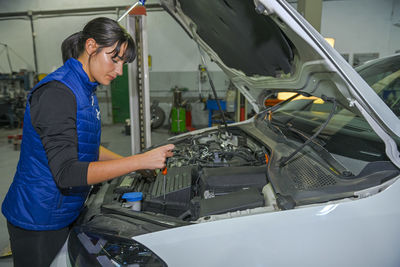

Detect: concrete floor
[0, 124, 172, 266]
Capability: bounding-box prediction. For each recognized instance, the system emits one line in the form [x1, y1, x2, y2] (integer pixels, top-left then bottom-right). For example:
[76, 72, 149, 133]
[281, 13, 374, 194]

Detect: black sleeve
[30, 81, 89, 188]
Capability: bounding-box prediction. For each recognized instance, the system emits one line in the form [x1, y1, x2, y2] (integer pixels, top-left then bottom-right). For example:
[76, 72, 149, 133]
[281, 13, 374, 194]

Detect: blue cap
[122, 192, 143, 202]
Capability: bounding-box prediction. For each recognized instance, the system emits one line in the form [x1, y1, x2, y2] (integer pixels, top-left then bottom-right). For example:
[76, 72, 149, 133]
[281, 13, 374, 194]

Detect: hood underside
[178, 0, 294, 77]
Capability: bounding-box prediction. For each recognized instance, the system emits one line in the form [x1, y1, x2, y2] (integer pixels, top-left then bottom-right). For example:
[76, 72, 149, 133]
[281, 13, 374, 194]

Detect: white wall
[0, 19, 35, 73]
[0, 0, 159, 13]
[0, 4, 220, 74]
[320, 0, 400, 63]
[1, 0, 398, 127]
[0, 0, 399, 124]
[148, 11, 198, 72]
[1, 0, 398, 73]
[146, 11, 221, 72]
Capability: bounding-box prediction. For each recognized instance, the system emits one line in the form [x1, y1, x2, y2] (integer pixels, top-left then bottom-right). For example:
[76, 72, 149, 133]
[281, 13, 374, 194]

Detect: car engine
[113, 128, 273, 221]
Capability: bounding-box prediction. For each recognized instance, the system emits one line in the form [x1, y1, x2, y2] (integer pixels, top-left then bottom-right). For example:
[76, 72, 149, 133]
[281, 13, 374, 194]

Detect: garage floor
[0, 124, 172, 266]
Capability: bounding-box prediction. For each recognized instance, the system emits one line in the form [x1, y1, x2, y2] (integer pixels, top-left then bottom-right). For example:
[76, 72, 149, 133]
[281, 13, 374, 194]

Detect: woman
[2, 17, 174, 267]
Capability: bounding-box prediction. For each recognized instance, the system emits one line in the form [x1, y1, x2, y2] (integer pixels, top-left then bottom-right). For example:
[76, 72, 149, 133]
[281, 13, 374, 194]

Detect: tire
[151, 105, 165, 129]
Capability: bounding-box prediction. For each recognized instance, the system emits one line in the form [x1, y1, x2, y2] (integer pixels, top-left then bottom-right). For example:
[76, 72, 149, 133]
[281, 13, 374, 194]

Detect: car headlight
[68, 226, 167, 266]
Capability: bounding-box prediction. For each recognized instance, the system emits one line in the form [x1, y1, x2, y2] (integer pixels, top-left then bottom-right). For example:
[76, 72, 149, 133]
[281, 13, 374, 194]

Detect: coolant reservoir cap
[122, 192, 143, 202]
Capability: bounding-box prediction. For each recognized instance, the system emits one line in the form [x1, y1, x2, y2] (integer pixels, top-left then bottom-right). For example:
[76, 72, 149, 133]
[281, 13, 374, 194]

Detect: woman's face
[88, 42, 127, 85]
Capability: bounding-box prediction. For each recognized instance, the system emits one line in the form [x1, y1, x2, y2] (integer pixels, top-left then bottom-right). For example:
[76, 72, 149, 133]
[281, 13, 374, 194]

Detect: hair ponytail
[61, 18, 136, 64]
[61, 31, 84, 63]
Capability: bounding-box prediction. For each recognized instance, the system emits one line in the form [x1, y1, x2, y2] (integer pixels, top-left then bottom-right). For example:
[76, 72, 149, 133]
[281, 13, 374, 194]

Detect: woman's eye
[112, 59, 118, 64]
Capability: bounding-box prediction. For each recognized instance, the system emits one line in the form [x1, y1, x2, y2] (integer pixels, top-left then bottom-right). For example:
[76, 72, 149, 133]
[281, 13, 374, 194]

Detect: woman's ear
[85, 38, 98, 56]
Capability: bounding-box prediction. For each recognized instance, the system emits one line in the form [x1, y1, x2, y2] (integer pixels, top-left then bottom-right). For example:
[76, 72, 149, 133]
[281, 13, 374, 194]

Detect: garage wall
[1, 0, 399, 72]
[320, 0, 400, 65]
[0, 0, 399, 126]
[0, 3, 228, 127]
[0, 1, 220, 74]
[0, 0, 158, 13]
[0, 19, 34, 73]
[146, 11, 228, 100]
[0, 0, 399, 72]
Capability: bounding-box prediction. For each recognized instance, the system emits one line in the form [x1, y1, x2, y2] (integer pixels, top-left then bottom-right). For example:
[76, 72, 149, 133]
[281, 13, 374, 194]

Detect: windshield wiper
[256, 93, 301, 139]
[284, 122, 352, 176]
[258, 93, 300, 121]
[280, 96, 337, 167]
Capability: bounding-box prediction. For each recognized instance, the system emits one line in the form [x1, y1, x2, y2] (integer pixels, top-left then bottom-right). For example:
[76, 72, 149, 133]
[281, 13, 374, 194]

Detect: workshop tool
[162, 166, 167, 201]
[170, 87, 188, 134]
[262, 146, 269, 165]
[117, 0, 146, 22]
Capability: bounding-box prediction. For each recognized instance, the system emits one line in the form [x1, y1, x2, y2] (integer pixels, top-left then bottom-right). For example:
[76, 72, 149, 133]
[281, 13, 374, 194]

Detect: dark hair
[61, 17, 136, 64]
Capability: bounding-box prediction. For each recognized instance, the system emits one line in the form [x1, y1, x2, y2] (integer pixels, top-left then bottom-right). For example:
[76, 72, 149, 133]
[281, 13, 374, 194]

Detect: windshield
[357, 55, 400, 115]
[257, 94, 398, 175]
[252, 92, 400, 207]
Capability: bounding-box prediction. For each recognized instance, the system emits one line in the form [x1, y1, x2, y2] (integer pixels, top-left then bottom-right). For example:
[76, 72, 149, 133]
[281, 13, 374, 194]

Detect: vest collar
[65, 58, 98, 93]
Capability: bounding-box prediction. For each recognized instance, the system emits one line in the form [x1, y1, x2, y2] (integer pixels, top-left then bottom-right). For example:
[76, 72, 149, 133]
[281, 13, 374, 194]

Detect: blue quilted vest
[2, 58, 101, 230]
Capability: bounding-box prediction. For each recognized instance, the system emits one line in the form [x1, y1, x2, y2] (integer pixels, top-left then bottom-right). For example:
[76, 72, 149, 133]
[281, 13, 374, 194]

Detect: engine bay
[112, 128, 275, 221]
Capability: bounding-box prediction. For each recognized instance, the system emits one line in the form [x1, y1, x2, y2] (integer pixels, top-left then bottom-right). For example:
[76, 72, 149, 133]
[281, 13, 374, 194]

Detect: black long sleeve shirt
[30, 81, 89, 188]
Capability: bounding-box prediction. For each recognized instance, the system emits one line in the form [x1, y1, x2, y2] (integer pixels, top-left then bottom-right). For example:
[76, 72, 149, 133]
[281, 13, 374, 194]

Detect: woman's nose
[115, 62, 123, 76]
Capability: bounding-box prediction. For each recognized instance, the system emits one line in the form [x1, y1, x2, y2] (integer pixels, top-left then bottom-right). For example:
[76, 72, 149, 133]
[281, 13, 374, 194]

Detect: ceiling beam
[0, 3, 163, 19]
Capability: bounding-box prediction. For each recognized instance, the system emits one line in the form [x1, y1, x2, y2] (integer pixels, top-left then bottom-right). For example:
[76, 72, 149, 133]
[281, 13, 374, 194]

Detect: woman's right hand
[138, 144, 175, 170]
[87, 144, 175, 185]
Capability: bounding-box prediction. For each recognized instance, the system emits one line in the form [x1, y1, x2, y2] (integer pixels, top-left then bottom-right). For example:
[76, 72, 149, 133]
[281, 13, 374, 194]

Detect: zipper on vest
[57, 195, 64, 209]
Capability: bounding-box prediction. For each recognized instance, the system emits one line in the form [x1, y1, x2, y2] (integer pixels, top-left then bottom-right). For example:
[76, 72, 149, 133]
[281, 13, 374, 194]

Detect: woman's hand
[139, 144, 175, 169]
[87, 144, 175, 185]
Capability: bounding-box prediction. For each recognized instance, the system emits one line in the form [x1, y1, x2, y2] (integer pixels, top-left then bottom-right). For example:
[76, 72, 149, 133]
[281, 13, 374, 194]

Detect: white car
[53, 0, 400, 266]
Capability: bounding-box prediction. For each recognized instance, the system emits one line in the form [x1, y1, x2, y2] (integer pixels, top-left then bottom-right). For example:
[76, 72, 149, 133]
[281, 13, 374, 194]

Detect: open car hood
[160, 0, 400, 168]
